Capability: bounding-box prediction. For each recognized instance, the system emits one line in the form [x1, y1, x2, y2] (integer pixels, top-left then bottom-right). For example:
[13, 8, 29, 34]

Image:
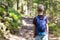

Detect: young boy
[33, 4, 48, 40]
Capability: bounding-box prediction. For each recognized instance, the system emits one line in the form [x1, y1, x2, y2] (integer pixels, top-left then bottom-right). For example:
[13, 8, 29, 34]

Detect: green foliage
[0, 7, 4, 12]
[49, 22, 60, 37]
[4, 0, 16, 7]
[0, 30, 5, 40]
[0, 7, 5, 16]
[0, 0, 60, 37]
[0, 30, 4, 38]
[8, 8, 20, 20]
[6, 8, 22, 34]
[0, 6, 21, 35]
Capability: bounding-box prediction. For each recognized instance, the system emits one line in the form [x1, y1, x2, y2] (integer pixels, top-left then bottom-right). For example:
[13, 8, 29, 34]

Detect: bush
[0, 7, 22, 35]
[6, 8, 22, 34]
[0, 30, 6, 40]
[49, 22, 60, 37]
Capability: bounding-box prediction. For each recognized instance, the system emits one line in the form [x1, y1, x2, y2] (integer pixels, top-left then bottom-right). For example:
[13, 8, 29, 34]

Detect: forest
[0, 0, 60, 40]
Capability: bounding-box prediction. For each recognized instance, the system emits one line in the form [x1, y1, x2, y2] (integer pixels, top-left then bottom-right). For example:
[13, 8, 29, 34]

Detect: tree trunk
[17, 0, 19, 10]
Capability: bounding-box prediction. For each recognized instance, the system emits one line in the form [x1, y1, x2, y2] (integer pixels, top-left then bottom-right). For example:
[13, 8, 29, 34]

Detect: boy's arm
[46, 23, 49, 34]
[33, 18, 36, 38]
[33, 24, 36, 38]
[45, 17, 49, 34]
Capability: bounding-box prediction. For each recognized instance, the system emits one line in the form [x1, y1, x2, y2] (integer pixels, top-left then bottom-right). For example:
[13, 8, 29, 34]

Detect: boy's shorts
[35, 34, 48, 40]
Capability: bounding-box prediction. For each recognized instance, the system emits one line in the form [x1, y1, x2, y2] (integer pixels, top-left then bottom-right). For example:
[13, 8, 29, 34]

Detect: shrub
[49, 22, 60, 37]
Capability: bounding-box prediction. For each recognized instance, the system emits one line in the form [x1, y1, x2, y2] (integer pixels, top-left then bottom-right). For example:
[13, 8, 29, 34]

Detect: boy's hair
[38, 4, 44, 12]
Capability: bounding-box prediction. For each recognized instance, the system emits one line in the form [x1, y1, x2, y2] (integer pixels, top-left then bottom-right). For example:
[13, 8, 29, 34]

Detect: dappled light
[0, 0, 60, 40]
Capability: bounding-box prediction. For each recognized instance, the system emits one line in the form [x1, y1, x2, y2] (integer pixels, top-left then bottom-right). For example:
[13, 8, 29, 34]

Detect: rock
[0, 23, 6, 32]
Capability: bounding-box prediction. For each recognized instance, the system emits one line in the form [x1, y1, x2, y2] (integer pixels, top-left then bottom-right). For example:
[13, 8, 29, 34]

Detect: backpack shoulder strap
[34, 16, 38, 21]
[35, 16, 47, 20]
[43, 16, 46, 20]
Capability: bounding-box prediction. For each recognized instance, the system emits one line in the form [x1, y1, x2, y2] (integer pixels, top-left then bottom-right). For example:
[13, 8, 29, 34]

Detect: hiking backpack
[35, 16, 47, 35]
